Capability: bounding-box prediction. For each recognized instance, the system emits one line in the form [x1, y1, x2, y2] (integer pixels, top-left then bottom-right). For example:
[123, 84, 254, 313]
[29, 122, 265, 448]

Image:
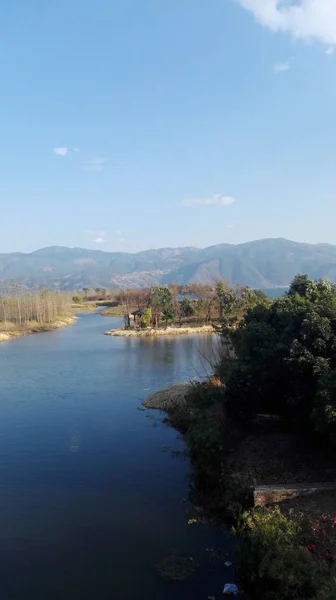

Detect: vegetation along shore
[143, 274, 336, 600]
[0, 287, 78, 343]
[0, 316, 77, 342]
[104, 282, 268, 337]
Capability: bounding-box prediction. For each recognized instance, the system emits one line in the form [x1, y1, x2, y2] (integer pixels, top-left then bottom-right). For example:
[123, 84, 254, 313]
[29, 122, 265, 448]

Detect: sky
[1, 0, 336, 254]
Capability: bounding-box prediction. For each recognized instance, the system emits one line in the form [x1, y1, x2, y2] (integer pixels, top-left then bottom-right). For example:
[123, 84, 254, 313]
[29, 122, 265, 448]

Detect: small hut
[125, 308, 144, 327]
[131, 308, 144, 324]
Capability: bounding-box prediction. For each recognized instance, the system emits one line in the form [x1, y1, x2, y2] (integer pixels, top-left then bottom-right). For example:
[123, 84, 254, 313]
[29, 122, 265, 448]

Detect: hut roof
[131, 308, 144, 316]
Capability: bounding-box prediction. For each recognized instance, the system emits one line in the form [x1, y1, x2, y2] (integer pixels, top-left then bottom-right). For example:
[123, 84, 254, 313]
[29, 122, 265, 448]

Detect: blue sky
[1, 0, 336, 253]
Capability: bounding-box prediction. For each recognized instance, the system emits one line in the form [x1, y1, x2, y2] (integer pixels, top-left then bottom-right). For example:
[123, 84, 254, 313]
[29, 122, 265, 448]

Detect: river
[0, 313, 234, 599]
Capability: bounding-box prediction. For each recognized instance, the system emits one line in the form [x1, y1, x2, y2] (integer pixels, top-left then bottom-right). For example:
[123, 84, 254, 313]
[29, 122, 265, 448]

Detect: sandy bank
[105, 325, 215, 337]
[0, 316, 77, 343]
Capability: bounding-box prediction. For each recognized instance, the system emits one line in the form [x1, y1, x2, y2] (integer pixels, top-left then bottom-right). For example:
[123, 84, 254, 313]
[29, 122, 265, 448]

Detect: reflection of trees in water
[118, 335, 218, 384]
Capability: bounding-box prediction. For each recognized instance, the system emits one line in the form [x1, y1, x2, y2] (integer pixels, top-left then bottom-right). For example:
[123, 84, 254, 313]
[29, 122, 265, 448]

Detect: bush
[237, 507, 336, 600]
[72, 295, 83, 304]
[140, 307, 152, 328]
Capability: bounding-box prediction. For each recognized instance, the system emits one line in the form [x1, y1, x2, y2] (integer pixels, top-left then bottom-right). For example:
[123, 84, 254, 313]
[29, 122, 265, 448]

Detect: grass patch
[71, 302, 98, 313]
[100, 305, 136, 317]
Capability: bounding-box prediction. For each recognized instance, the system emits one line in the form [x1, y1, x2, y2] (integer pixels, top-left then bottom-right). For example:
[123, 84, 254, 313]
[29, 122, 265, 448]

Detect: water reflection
[121, 334, 216, 389]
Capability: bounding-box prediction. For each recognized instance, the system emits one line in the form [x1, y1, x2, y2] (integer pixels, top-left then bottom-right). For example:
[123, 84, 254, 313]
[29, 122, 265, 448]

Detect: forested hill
[1, 238, 336, 290]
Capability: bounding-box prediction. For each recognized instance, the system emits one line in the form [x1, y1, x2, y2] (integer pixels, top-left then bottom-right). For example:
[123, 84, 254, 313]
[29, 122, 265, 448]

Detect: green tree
[216, 283, 238, 323]
[239, 286, 268, 310]
[311, 370, 336, 444]
[181, 297, 195, 320]
[224, 274, 336, 442]
[150, 286, 175, 328]
[162, 303, 175, 328]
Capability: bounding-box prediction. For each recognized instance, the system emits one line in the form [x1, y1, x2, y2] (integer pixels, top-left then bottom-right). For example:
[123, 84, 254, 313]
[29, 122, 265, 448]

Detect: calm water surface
[0, 314, 233, 599]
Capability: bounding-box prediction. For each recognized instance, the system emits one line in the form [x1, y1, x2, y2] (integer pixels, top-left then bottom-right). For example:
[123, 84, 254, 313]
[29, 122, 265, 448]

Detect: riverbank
[0, 316, 77, 343]
[143, 380, 227, 516]
[105, 325, 215, 337]
[143, 381, 336, 598]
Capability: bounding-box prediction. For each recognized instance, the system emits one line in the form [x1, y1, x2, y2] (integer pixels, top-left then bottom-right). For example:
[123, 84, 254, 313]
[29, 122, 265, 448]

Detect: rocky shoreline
[105, 325, 215, 337]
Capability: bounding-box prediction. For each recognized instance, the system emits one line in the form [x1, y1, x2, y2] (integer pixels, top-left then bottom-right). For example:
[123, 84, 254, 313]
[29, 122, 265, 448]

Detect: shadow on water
[0, 313, 234, 599]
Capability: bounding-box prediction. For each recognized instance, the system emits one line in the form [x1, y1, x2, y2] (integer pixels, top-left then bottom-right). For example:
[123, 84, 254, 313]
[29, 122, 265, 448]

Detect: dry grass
[142, 382, 193, 412]
[71, 302, 98, 313]
[100, 305, 137, 317]
[226, 432, 336, 493]
[0, 316, 77, 342]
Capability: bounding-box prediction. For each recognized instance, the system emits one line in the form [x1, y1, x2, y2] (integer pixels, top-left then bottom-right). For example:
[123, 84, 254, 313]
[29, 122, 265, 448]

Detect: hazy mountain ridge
[1, 238, 336, 290]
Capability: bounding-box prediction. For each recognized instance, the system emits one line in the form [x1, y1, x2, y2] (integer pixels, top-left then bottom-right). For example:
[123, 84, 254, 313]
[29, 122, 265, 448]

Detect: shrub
[72, 295, 83, 304]
[139, 307, 152, 328]
[237, 507, 336, 600]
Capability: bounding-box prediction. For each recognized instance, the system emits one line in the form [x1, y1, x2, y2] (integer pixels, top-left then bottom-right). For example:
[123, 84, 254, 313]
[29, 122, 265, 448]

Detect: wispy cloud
[236, 0, 336, 47]
[183, 194, 236, 207]
[85, 228, 125, 245]
[273, 60, 291, 73]
[53, 147, 68, 156]
[83, 157, 107, 173]
[325, 46, 334, 55]
[85, 229, 107, 243]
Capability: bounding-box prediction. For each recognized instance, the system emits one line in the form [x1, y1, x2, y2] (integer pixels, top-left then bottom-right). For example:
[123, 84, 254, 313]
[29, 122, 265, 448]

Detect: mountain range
[1, 238, 336, 290]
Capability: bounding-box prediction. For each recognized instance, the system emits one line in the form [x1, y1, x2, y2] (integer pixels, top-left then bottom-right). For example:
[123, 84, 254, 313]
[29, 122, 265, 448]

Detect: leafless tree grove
[0, 286, 72, 325]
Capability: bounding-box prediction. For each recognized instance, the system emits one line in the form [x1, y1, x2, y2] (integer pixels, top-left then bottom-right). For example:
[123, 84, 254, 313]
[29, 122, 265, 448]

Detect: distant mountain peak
[1, 238, 336, 290]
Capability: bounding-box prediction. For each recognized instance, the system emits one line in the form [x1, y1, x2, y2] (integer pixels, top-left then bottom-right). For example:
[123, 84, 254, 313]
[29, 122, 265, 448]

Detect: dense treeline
[224, 273, 336, 600]
[107, 282, 270, 328]
[0, 286, 72, 324]
[224, 274, 336, 444]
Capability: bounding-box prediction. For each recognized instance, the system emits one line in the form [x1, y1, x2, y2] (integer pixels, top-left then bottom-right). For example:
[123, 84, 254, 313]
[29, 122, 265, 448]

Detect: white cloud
[236, 0, 336, 47]
[83, 157, 107, 173]
[273, 60, 291, 73]
[53, 147, 68, 156]
[226, 224, 235, 229]
[183, 194, 236, 207]
[92, 237, 106, 244]
[325, 46, 334, 55]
